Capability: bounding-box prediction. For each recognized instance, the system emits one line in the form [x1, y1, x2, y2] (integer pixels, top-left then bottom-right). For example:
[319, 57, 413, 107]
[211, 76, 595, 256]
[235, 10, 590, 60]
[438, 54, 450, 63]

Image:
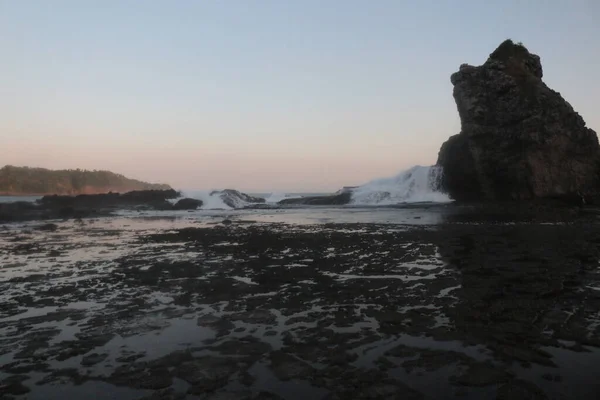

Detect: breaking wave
[176, 190, 265, 210]
[265, 193, 302, 203]
[176, 190, 232, 209]
[350, 165, 451, 205]
[176, 166, 450, 209]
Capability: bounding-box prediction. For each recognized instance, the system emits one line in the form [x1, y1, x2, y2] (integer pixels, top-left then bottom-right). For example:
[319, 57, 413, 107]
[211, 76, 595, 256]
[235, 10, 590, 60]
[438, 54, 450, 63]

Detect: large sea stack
[437, 40, 600, 203]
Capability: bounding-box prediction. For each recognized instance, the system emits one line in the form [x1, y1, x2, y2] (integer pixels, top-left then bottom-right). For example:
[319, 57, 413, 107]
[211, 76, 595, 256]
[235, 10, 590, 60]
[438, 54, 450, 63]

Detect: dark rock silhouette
[0, 202, 38, 222]
[35, 223, 59, 232]
[38, 189, 179, 209]
[277, 192, 352, 206]
[0, 189, 181, 222]
[172, 198, 203, 210]
[119, 189, 180, 204]
[437, 40, 600, 203]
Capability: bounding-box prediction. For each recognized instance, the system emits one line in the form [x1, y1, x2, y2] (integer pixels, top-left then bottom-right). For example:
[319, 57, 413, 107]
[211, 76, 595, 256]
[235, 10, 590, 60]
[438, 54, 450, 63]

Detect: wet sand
[1, 207, 600, 399]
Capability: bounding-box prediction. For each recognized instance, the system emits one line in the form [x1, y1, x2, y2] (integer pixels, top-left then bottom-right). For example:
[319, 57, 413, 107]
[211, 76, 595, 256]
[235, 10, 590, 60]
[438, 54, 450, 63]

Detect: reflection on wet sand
[1, 209, 600, 399]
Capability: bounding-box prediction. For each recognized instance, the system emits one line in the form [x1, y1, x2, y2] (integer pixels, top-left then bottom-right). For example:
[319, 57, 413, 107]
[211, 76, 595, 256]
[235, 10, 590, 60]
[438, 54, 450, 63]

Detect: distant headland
[0, 165, 171, 196]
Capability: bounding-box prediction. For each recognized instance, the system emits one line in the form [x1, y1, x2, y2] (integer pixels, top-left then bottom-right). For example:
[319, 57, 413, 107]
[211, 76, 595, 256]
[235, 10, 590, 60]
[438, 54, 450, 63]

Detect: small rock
[0, 381, 30, 395]
[541, 373, 562, 382]
[269, 351, 314, 381]
[211, 337, 271, 357]
[176, 356, 239, 392]
[0, 375, 30, 396]
[116, 352, 146, 363]
[35, 223, 58, 232]
[230, 309, 276, 325]
[497, 379, 547, 400]
[81, 353, 108, 366]
[454, 363, 511, 386]
[197, 314, 235, 333]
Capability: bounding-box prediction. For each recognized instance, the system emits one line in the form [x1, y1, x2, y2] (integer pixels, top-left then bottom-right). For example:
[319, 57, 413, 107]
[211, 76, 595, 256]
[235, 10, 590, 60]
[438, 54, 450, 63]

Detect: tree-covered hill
[0, 165, 172, 195]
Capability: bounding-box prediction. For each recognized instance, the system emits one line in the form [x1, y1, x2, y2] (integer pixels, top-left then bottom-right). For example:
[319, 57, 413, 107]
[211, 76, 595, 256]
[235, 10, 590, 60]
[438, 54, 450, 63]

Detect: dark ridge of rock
[80, 353, 108, 367]
[0, 189, 181, 222]
[149, 200, 176, 211]
[39, 189, 180, 209]
[38, 193, 121, 209]
[35, 223, 58, 232]
[437, 39, 600, 204]
[277, 192, 352, 206]
[0, 202, 39, 222]
[210, 189, 266, 208]
[172, 198, 203, 210]
[119, 189, 180, 203]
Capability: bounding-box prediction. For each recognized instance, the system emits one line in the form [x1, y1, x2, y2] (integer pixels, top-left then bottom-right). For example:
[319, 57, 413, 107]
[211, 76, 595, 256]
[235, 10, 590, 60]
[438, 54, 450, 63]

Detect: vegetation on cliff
[0, 165, 172, 195]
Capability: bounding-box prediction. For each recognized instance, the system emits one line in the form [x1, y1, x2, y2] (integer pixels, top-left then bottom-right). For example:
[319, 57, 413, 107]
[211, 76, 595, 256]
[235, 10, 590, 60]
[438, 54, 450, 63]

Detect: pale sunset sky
[1, 1, 599, 192]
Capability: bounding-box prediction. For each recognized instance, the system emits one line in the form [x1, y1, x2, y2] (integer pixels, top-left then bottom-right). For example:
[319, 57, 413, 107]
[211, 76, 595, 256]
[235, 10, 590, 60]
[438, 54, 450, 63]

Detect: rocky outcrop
[172, 198, 203, 210]
[119, 189, 180, 204]
[0, 201, 42, 222]
[278, 192, 352, 206]
[39, 189, 180, 209]
[437, 40, 600, 203]
[0, 189, 181, 222]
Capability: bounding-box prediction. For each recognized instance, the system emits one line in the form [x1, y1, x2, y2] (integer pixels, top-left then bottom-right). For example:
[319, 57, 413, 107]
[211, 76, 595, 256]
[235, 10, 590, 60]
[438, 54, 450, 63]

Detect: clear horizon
[2, 1, 599, 192]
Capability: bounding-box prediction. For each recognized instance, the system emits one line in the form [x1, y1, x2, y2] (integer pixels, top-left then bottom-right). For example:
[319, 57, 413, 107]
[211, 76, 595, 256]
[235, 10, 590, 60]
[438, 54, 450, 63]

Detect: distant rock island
[0, 165, 171, 195]
[437, 40, 600, 204]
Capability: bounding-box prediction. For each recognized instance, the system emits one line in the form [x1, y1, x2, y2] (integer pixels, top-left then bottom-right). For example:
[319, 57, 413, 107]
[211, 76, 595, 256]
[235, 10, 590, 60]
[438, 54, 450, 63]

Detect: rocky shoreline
[4, 188, 600, 226]
[1, 211, 600, 399]
[0, 189, 269, 223]
[0, 190, 181, 223]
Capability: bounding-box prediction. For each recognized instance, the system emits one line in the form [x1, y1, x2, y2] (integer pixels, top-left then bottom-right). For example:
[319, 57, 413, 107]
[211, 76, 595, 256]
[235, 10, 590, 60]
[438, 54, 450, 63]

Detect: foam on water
[350, 165, 452, 205]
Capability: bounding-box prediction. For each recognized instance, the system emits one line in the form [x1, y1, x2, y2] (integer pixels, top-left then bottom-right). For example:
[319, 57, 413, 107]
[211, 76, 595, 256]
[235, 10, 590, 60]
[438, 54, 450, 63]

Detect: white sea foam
[178, 189, 271, 210]
[177, 165, 450, 209]
[350, 165, 452, 205]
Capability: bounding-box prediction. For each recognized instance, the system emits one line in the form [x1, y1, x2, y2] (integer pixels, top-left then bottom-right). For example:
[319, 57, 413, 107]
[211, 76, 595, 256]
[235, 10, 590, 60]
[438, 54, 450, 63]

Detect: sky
[1, 1, 599, 192]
